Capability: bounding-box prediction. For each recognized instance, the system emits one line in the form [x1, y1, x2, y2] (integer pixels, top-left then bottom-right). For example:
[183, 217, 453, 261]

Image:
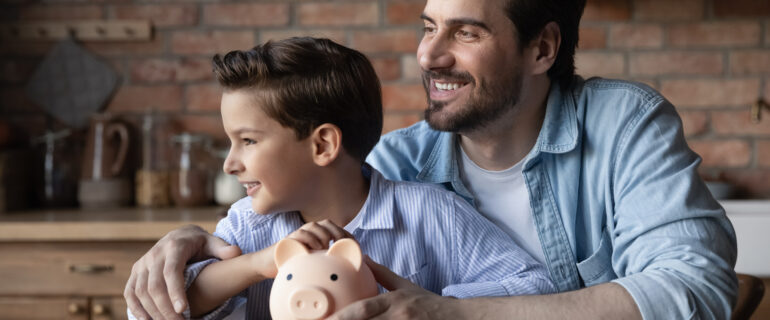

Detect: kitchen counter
[0, 206, 224, 242]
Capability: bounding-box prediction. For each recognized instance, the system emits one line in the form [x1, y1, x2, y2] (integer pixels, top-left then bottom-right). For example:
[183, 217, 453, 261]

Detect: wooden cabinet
[0, 207, 220, 319]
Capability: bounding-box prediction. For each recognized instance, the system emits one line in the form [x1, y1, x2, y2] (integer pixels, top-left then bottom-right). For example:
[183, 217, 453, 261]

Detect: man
[125, 0, 738, 319]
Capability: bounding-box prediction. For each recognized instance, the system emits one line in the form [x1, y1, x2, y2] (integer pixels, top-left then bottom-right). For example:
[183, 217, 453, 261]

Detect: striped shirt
[182, 166, 554, 319]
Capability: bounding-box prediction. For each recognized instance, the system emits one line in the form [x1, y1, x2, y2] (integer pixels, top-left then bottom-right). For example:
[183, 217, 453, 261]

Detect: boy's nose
[222, 153, 243, 175]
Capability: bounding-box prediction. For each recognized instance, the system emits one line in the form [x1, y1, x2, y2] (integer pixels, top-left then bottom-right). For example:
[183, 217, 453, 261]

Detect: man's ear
[527, 21, 561, 76]
[310, 123, 342, 167]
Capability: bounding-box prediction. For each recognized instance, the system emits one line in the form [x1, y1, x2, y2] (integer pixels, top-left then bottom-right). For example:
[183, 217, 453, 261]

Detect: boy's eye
[242, 138, 256, 145]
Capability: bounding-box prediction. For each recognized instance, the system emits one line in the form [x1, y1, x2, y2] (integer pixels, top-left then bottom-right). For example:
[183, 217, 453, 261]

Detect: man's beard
[422, 68, 523, 133]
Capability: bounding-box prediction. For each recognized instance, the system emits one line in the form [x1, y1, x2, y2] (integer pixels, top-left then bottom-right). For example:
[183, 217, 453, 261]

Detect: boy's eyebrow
[231, 128, 264, 135]
[420, 13, 491, 32]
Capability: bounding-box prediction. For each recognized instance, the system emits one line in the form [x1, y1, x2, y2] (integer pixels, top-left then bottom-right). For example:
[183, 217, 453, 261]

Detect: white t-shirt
[458, 146, 547, 264]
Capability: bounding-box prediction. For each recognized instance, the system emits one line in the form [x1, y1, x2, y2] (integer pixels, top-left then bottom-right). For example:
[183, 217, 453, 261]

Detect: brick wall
[1, 0, 769, 198]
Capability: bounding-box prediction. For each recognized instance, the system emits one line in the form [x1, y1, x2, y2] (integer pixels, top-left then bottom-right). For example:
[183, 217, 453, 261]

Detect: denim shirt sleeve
[443, 195, 556, 298]
[609, 98, 738, 319]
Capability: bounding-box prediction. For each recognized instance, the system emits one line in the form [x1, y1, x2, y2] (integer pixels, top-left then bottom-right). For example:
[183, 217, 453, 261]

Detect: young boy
[179, 37, 554, 318]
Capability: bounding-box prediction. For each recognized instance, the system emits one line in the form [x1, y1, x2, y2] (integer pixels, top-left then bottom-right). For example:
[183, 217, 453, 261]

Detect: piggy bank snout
[288, 286, 333, 320]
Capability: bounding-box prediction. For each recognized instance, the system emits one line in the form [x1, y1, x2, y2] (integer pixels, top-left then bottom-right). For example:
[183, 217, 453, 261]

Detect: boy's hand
[286, 219, 355, 250]
[254, 219, 355, 280]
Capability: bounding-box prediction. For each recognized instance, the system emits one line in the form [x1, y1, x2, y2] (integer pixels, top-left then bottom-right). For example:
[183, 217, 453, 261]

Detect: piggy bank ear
[326, 238, 363, 271]
[274, 238, 310, 268]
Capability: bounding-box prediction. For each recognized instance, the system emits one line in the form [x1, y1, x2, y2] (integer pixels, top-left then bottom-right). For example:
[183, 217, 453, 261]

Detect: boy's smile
[220, 89, 318, 215]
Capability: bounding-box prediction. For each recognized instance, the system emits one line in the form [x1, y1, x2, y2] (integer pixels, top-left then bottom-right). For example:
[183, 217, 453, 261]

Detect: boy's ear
[310, 123, 342, 167]
[527, 21, 560, 76]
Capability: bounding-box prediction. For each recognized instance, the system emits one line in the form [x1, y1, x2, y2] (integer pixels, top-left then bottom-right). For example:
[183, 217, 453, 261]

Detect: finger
[301, 222, 334, 247]
[317, 219, 353, 241]
[147, 262, 183, 320]
[328, 294, 391, 320]
[125, 269, 152, 320]
[134, 267, 164, 320]
[288, 229, 324, 249]
[364, 255, 418, 291]
[163, 254, 189, 314]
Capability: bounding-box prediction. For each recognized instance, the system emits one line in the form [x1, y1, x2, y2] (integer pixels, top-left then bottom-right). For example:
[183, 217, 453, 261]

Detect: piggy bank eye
[330, 274, 338, 281]
[287, 274, 293, 281]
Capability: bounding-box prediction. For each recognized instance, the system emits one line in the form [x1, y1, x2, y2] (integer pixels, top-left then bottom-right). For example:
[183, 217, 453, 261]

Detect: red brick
[765, 81, 770, 98]
[114, 5, 197, 27]
[19, 5, 103, 20]
[369, 57, 401, 81]
[260, 30, 347, 45]
[575, 52, 625, 77]
[667, 22, 760, 47]
[130, 58, 213, 84]
[689, 140, 751, 167]
[107, 85, 183, 113]
[0, 59, 36, 84]
[679, 111, 708, 137]
[720, 170, 770, 198]
[171, 31, 255, 55]
[660, 79, 761, 108]
[203, 3, 289, 27]
[712, 110, 770, 135]
[298, 2, 378, 27]
[401, 55, 421, 80]
[608, 24, 662, 49]
[730, 50, 770, 75]
[583, 0, 631, 22]
[177, 115, 225, 141]
[758, 140, 770, 167]
[578, 26, 607, 50]
[766, 23, 770, 46]
[386, 0, 425, 25]
[0, 87, 41, 113]
[186, 83, 222, 112]
[383, 112, 421, 134]
[83, 33, 165, 56]
[629, 52, 723, 76]
[634, 0, 704, 21]
[382, 83, 426, 111]
[351, 30, 419, 53]
[714, 0, 770, 18]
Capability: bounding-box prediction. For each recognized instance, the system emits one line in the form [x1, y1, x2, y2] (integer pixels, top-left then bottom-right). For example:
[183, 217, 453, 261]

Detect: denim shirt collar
[415, 79, 581, 185]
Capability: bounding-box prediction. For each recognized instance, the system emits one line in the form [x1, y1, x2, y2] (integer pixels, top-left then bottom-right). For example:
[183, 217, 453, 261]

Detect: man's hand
[124, 224, 241, 320]
[328, 256, 457, 320]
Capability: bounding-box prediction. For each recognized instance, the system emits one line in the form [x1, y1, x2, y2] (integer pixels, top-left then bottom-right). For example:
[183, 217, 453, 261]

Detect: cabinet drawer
[0, 297, 89, 319]
[0, 242, 154, 296]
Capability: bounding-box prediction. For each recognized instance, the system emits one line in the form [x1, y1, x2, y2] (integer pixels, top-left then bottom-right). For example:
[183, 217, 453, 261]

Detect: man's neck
[459, 80, 550, 171]
[297, 159, 369, 228]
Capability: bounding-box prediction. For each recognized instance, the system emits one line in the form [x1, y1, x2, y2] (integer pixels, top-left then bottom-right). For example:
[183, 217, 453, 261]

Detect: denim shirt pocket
[575, 229, 617, 287]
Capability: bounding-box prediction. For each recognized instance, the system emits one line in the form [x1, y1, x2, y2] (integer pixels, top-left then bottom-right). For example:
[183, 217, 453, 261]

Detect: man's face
[418, 0, 525, 133]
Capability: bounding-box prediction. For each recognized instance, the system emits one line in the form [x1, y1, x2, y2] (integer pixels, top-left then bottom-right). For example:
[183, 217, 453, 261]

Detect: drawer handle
[69, 263, 114, 274]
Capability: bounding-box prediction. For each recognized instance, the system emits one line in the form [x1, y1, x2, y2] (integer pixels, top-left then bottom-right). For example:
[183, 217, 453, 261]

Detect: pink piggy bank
[269, 238, 379, 320]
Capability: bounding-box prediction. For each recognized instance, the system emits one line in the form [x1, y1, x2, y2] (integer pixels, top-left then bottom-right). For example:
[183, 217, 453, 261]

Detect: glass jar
[169, 133, 213, 207]
[213, 149, 245, 206]
[31, 129, 80, 208]
[135, 111, 171, 207]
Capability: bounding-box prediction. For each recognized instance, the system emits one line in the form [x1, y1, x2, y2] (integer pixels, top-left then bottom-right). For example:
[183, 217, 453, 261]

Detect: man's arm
[329, 258, 641, 320]
[124, 225, 242, 320]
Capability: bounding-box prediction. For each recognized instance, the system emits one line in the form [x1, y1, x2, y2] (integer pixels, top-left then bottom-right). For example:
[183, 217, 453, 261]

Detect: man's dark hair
[505, 0, 587, 90]
[212, 37, 383, 163]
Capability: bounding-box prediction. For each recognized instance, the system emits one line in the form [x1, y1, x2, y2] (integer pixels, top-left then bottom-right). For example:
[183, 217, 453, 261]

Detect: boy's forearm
[187, 250, 270, 317]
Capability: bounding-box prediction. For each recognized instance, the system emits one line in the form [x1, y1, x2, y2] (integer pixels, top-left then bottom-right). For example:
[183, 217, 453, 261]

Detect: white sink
[722, 200, 770, 277]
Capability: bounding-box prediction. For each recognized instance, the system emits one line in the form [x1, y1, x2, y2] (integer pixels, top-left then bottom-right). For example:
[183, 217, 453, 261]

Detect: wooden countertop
[0, 206, 224, 242]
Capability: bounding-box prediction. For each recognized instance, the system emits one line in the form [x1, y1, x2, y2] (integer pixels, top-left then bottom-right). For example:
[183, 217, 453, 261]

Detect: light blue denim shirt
[366, 76, 738, 319]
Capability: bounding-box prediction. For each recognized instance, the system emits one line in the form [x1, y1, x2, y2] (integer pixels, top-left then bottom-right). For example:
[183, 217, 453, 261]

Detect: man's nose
[418, 36, 454, 71]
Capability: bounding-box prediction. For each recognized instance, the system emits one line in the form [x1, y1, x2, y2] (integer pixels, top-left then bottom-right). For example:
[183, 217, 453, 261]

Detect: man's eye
[423, 25, 437, 35]
[243, 138, 256, 145]
[456, 30, 478, 40]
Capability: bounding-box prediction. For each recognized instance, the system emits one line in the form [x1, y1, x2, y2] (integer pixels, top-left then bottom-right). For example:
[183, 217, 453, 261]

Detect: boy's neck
[297, 158, 369, 228]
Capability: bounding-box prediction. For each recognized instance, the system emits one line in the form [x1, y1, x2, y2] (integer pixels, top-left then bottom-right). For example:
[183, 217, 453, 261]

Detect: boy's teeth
[435, 82, 462, 91]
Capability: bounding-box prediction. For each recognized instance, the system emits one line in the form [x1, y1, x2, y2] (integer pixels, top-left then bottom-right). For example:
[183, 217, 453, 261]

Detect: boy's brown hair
[212, 37, 383, 163]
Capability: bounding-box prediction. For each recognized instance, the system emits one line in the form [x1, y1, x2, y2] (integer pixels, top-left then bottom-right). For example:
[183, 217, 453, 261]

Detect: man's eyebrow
[420, 13, 491, 32]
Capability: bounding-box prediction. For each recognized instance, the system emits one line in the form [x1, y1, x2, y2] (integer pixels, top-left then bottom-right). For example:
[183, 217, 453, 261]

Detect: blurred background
[0, 0, 768, 318]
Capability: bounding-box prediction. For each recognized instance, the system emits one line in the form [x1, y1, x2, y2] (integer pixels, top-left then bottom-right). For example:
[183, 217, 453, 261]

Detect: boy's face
[418, 0, 526, 133]
[221, 90, 317, 215]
